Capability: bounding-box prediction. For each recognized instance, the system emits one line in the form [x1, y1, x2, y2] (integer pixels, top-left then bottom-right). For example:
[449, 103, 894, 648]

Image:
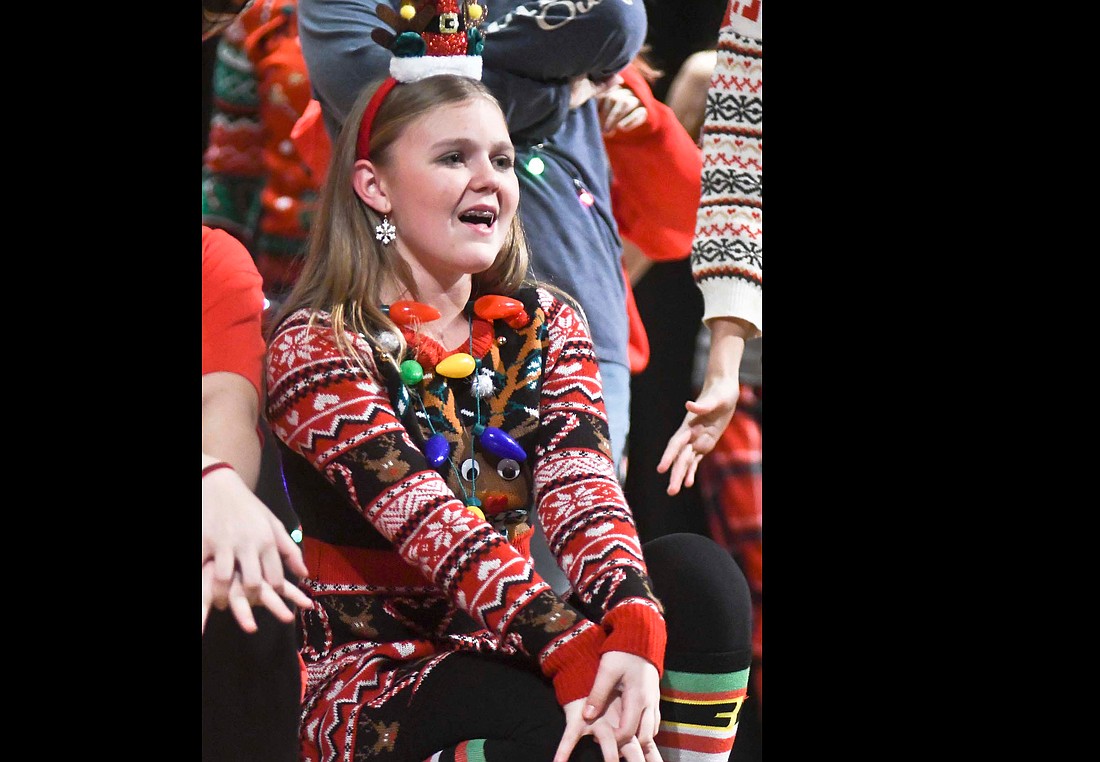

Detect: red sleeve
[604, 64, 703, 263]
[201, 225, 267, 399]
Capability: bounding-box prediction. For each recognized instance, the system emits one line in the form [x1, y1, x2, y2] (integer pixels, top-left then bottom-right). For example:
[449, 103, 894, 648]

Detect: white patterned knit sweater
[691, 0, 763, 334]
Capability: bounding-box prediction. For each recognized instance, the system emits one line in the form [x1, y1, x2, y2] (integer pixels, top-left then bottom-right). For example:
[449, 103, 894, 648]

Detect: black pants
[390, 533, 754, 761]
[201, 607, 301, 762]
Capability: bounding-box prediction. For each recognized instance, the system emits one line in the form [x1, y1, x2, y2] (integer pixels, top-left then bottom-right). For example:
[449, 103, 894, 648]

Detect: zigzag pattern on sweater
[695, 222, 759, 242]
[695, 265, 762, 290]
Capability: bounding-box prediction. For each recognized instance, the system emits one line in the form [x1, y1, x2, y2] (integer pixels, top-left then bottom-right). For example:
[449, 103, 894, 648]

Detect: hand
[202, 466, 312, 634]
[202, 558, 313, 633]
[656, 318, 755, 495]
[555, 696, 662, 762]
[554, 651, 662, 762]
[596, 84, 648, 137]
[656, 377, 740, 496]
[570, 73, 625, 110]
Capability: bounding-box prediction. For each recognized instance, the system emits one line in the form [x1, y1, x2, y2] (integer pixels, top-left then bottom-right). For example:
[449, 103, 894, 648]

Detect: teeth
[461, 210, 495, 225]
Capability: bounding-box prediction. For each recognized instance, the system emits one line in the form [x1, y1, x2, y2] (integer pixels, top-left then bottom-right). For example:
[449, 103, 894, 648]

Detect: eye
[460, 458, 480, 481]
[493, 154, 515, 171]
[497, 458, 521, 480]
[441, 152, 464, 166]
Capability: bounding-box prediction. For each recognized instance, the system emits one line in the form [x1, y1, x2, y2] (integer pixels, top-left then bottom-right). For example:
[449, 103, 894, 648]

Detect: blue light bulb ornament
[478, 425, 527, 462]
[425, 433, 451, 469]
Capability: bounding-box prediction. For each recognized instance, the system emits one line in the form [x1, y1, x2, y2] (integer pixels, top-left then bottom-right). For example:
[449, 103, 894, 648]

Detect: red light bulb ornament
[388, 300, 442, 326]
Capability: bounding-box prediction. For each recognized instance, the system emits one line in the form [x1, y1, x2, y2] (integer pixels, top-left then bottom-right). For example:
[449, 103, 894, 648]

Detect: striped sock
[654, 666, 751, 761]
[423, 739, 487, 762]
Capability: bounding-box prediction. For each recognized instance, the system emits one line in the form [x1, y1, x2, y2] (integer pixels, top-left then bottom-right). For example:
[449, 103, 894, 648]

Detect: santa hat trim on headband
[357, 1, 487, 160]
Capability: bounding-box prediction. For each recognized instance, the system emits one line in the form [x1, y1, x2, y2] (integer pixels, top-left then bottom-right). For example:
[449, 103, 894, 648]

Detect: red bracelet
[201, 462, 234, 479]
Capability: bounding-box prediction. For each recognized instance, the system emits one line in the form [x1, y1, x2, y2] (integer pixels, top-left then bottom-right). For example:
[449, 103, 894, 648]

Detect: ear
[352, 159, 392, 215]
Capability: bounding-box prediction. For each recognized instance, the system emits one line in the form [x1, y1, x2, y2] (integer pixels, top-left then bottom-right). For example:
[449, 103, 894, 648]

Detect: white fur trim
[390, 56, 483, 82]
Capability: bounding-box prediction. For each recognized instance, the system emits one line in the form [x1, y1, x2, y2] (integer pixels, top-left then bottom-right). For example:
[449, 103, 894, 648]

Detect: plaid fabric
[698, 384, 762, 708]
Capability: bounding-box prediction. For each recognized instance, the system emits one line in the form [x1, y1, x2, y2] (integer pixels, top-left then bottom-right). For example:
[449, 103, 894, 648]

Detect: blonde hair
[270, 75, 532, 369]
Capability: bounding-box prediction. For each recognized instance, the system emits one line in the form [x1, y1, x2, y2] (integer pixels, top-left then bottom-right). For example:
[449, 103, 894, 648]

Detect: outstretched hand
[656, 317, 755, 495]
[553, 651, 662, 762]
[656, 376, 740, 495]
[202, 466, 312, 634]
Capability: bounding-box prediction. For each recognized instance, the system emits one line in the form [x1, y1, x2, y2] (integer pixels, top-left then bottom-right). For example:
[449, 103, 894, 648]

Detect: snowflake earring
[375, 215, 397, 245]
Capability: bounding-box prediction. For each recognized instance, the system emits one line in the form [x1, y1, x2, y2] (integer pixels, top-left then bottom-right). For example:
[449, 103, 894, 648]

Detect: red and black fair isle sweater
[266, 285, 666, 760]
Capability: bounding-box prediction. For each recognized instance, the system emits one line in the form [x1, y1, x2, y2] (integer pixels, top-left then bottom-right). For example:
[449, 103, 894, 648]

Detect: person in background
[594, 50, 704, 381]
[656, 2, 763, 757]
[202, 224, 314, 762]
[264, 16, 753, 760]
[202, 0, 320, 307]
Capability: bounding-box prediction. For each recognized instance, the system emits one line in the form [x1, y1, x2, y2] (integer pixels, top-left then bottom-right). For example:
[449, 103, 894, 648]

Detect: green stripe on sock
[466, 739, 487, 762]
[661, 666, 750, 693]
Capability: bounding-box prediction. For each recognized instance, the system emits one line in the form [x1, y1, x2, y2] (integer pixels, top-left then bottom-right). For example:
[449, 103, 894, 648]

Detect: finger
[227, 583, 259, 633]
[656, 424, 692, 474]
[208, 567, 233, 611]
[280, 579, 315, 610]
[201, 562, 215, 634]
[642, 736, 664, 762]
[666, 446, 695, 495]
[637, 704, 658, 748]
[552, 720, 585, 762]
[684, 396, 721, 416]
[277, 533, 310, 578]
[236, 550, 265, 597]
[616, 695, 643, 747]
[258, 584, 296, 623]
[212, 546, 236, 584]
[618, 107, 647, 131]
[260, 544, 288, 590]
[592, 725, 620, 762]
[604, 98, 630, 127]
[583, 667, 620, 721]
[681, 454, 701, 489]
[620, 738, 646, 762]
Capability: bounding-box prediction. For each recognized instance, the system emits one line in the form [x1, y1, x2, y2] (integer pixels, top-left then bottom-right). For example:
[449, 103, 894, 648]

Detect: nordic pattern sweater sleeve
[531, 290, 667, 674]
[265, 309, 609, 704]
[691, 0, 763, 334]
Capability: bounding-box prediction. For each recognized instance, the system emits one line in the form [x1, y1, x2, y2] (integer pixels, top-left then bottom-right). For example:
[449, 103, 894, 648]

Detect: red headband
[356, 77, 399, 161]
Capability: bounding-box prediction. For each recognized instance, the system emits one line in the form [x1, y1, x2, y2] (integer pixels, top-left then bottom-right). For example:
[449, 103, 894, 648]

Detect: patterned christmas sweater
[266, 285, 666, 761]
[691, 1, 763, 334]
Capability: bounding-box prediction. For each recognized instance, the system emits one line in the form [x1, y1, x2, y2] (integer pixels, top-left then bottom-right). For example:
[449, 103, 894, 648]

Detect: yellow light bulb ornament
[468, 2, 483, 20]
[400, 2, 416, 19]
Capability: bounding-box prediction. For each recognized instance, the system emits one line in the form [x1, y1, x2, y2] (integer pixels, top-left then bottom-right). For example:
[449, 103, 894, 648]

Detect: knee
[644, 533, 752, 654]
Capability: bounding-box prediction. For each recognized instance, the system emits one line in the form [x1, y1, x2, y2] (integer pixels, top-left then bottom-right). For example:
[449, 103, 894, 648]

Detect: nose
[469, 155, 500, 190]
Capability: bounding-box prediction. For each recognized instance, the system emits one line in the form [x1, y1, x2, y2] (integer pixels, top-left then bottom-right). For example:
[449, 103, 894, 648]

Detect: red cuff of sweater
[542, 622, 606, 706]
[599, 603, 667, 677]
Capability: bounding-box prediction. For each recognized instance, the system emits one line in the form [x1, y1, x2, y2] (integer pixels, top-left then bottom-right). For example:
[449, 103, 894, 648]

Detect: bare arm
[202, 371, 310, 634]
[202, 371, 262, 487]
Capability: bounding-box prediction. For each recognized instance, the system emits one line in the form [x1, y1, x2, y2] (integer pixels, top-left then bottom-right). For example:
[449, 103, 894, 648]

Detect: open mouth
[459, 209, 496, 228]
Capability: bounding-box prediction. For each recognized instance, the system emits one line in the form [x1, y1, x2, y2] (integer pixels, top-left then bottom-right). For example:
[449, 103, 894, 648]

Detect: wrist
[201, 461, 234, 479]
